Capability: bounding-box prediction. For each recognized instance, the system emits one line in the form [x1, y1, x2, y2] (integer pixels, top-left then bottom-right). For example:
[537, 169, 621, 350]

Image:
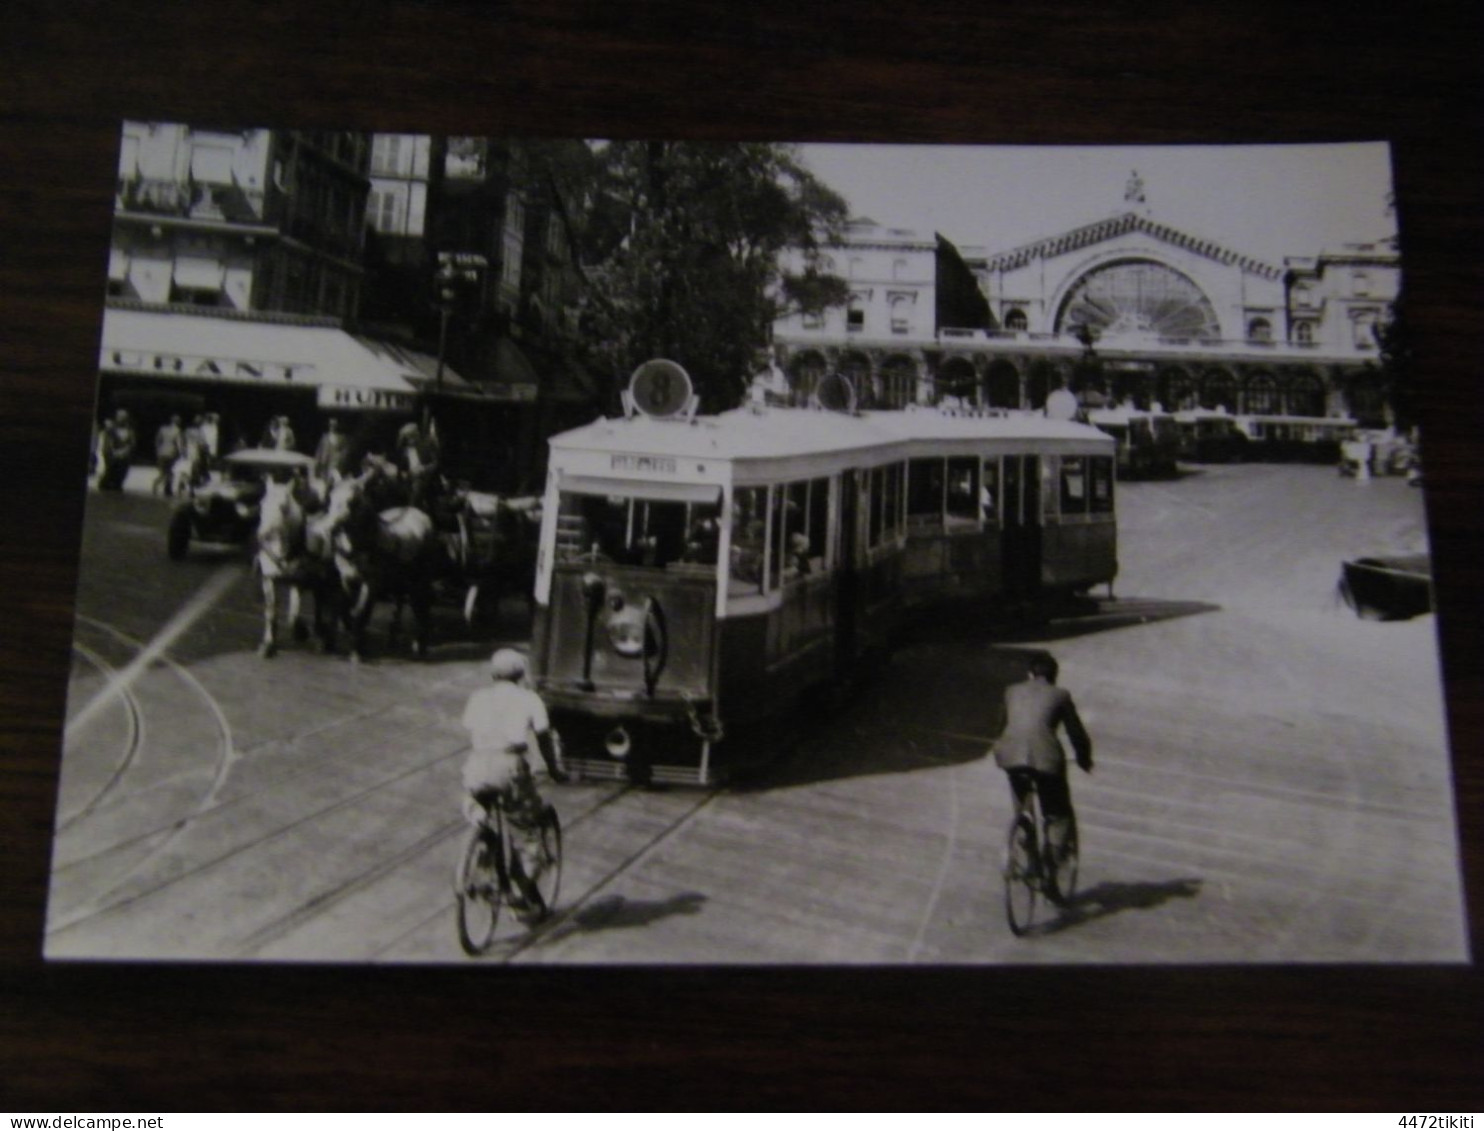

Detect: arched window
[847, 294, 866, 333]
[787, 351, 828, 402]
[1247, 317, 1272, 343]
[1245, 372, 1281, 415]
[1026, 360, 1061, 412]
[1286, 373, 1325, 417]
[879, 356, 917, 408]
[1295, 321, 1314, 344]
[1158, 367, 1196, 412]
[889, 294, 912, 335]
[839, 351, 874, 405]
[984, 361, 1020, 409]
[1004, 308, 1028, 332]
[935, 356, 977, 403]
[1200, 369, 1238, 413]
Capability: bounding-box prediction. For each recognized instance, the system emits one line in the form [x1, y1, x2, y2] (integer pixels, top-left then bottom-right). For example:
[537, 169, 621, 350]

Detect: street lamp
[432, 251, 487, 395]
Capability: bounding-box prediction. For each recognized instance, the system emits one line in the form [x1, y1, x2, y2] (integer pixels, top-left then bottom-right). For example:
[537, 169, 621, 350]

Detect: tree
[542, 141, 850, 413]
[1373, 288, 1416, 431]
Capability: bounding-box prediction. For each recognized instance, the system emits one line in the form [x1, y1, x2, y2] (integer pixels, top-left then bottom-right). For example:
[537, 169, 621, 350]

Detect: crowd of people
[91, 406, 445, 497]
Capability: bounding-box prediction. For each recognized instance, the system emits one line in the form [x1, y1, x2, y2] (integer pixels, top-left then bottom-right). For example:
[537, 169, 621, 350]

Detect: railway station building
[771, 203, 1401, 427]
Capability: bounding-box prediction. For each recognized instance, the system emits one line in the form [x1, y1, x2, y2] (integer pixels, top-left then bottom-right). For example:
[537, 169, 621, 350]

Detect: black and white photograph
[45, 128, 1468, 965]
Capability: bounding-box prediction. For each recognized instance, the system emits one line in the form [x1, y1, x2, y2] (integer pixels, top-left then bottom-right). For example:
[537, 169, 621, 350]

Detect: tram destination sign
[611, 453, 677, 474]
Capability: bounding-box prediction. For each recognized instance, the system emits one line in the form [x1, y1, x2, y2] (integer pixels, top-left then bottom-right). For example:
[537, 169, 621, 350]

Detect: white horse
[254, 475, 338, 657]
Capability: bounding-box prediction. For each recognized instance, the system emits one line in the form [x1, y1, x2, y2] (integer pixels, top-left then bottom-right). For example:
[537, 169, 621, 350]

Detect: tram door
[1001, 455, 1043, 600]
[834, 469, 860, 671]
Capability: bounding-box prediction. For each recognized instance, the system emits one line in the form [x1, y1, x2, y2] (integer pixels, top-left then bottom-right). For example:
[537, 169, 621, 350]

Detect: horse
[325, 470, 441, 662]
[254, 474, 341, 658]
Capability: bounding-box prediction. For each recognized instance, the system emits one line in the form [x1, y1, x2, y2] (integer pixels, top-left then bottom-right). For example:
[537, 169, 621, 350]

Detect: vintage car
[167, 448, 315, 560]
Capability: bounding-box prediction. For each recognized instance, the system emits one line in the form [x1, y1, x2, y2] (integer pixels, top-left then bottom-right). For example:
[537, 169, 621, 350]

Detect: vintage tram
[1086, 406, 1181, 478]
[528, 363, 1119, 786]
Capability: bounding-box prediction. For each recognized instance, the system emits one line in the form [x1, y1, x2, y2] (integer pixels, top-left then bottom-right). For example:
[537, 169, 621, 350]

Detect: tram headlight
[605, 725, 632, 760]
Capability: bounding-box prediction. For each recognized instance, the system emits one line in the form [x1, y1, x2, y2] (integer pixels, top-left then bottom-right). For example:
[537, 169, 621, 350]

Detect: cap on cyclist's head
[490, 648, 527, 682]
[1028, 653, 1059, 682]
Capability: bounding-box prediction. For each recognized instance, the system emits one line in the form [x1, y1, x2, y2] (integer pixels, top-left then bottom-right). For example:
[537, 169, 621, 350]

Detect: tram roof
[548, 405, 1114, 464]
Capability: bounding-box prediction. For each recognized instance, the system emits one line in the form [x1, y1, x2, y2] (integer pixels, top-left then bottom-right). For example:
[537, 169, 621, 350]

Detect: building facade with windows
[111, 123, 372, 320]
[772, 210, 1401, 425]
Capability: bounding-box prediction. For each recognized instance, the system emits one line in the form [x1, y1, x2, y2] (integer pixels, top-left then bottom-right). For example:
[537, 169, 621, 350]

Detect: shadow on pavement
[732, 597, 1218, 793]
[1031, 877, 1204, 936]
[539, 891, 708, 941]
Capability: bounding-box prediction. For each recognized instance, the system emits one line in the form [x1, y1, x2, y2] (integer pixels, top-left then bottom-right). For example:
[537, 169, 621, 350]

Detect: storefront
[96, 305, 472, 469]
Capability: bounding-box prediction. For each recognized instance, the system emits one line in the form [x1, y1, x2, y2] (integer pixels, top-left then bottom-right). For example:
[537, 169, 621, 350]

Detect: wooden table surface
[2, 0, 1480, 1110]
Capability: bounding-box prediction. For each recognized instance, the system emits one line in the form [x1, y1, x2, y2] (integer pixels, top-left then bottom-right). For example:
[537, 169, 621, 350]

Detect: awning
[351, 334, 477, 395]
[485, 336, 598, 405]
[190, 145, 234, 185]
[99, 307, 458, 412]
[173, 258, 225, 291]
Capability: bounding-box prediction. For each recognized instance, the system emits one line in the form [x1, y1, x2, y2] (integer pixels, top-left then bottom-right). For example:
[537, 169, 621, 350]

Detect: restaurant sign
[101, 348, 315, 384]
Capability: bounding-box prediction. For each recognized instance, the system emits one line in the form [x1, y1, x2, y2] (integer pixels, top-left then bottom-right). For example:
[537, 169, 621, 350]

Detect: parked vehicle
[167, 448, 315, 560]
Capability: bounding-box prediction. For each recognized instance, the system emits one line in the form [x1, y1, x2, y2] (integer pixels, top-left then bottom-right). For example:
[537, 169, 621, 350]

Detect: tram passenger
[683, 517, 720, 565]
[460, 648, 569, 917]
[787, 532, 812, 577]
[991, 653, 1093, 891]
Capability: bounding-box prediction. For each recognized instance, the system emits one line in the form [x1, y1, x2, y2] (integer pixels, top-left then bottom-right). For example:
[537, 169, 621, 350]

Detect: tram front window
[556, 491, 721, 569]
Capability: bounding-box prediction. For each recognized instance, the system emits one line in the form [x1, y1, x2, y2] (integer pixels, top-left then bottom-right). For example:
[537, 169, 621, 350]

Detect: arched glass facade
[1057, 259, 1221, 342]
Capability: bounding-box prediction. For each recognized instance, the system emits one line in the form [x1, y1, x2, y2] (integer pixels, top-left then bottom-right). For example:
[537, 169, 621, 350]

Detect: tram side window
[980, 459, 999, 524]
[556, 492, 719, 568]
[907, 458, 945, 529]
[1089, 456, 1114, 514]
[945, 457, 979, 526]
[869, 463, 904, 548]
[806, 478, 828, 572]
[885, 463, 903, 539]
[1060, 457, 1088, 516]
[730, 486, 767, 593]
[773, 478, 827, 583]
[869, 467, 884, 546]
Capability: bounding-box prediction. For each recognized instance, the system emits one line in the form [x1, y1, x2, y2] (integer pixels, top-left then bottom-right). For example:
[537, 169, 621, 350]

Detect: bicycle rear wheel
[527, 805, 563, 924]
[1003, 810, 1039, 936]
[456, 824, 503, 956]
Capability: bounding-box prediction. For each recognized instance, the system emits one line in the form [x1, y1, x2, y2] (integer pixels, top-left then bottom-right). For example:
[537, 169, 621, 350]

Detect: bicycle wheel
[1003, 809, 1039, 936]
[456, 823, 503, 956]
[1047, 814, 1079, 907]
[526, 805, 563, 924]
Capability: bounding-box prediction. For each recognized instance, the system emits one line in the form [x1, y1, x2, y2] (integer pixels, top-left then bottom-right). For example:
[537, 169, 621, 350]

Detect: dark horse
[450, 489, 542, 626]
[328, 469, 441, 662]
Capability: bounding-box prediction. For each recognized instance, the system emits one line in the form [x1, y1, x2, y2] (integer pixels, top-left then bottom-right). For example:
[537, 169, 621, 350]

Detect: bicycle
[1002, 772, 1079, 937]
[455, 787, 563, 956]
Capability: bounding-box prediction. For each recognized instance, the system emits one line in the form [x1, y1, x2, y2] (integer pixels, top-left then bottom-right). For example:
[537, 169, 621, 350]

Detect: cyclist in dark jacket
[993, 653, 1093, 868]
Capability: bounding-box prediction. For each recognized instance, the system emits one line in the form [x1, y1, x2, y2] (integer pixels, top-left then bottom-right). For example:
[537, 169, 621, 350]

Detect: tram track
[47, 613, 238, 933]
[55, 639, 145, 835]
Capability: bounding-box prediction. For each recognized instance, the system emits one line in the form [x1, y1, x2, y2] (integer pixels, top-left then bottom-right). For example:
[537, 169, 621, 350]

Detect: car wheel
[168, 508, 192, 560]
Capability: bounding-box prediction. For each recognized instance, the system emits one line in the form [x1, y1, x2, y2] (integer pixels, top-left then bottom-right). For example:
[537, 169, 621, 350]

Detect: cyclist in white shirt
[460, 648, 568, 913]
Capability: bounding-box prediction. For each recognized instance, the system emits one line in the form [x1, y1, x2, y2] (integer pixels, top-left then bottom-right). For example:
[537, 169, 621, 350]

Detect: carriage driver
[460, 648, 570, 912]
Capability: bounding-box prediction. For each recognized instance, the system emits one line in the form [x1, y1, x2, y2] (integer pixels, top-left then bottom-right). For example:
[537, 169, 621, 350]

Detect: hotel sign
[101, 348, 315, 384]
